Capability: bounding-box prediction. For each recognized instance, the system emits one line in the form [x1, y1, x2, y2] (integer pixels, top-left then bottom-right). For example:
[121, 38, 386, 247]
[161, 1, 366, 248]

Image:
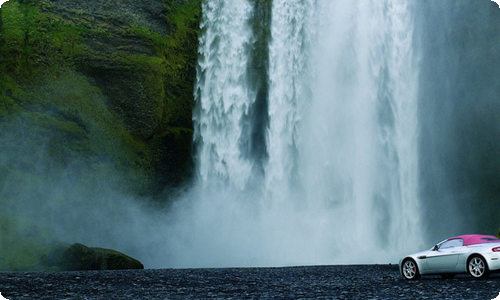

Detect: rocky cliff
[0, 0, 201, 270]
[0, 0, 201, 196]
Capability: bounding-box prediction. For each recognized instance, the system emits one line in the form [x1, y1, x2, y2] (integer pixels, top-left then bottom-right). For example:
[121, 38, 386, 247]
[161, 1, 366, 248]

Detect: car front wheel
[467, 255, 490, 279]
[402, 259, 420, 280]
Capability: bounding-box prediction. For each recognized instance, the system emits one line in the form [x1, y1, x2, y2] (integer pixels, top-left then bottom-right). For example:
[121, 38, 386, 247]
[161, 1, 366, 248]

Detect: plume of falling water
[193, 0, 256, 191]
[265, 0, 314, 200]
[166, 0, 423, 267]
[295, 0, 423, 261]
[382, 0, 422, 248]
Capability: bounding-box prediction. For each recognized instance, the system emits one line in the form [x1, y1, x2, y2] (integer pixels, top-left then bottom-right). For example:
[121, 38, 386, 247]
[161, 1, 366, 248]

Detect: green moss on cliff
[0, 0, 202, 271]
[0, 0, 202, 196]
[0, 75, 21, 117]
[123, 54, 166, 124]
[162, 0, 201, 129]
[1, 1, 86, 80]
[0, 215, 53, 271]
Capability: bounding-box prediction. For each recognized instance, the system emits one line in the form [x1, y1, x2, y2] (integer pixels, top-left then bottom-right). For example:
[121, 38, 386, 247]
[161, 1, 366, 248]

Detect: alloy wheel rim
[403, 261, 416, 279]
[469, 257, 485, 277]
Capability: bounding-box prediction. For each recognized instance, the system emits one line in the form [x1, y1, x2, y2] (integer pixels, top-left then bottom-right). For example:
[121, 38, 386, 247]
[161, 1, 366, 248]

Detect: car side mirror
[431, 245, 438, 251]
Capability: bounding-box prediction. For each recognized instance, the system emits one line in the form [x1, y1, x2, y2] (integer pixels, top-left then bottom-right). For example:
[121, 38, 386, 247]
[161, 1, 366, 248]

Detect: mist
[1, 0, 500, 270]
[0, 117, 165, 268]
[416, 0, 500, 240]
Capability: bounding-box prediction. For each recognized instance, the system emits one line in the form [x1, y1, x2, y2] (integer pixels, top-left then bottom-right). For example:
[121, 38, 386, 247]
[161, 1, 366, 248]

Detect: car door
[426, 239, 463, 271]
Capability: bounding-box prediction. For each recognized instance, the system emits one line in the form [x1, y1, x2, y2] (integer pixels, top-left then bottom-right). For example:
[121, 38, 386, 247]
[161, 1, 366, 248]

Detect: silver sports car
[400, 234, 500, 280]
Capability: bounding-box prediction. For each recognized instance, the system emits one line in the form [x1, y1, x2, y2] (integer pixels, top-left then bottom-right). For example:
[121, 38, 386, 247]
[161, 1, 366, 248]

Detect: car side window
[439, 239, 463, 249]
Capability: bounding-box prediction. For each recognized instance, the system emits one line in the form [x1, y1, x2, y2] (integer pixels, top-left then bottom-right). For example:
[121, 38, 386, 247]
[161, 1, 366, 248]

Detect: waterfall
[265, 0, 314, 199]
[382, 0, 421, 247]
[193, 0, 256, 191]
[265, 0, 422, 261]
[169, 0, 423, 267]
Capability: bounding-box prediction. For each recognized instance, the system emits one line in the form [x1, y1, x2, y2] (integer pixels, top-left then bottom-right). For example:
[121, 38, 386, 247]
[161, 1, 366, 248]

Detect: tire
[402, 259, 420, 280]
[467, 255, 490, 279]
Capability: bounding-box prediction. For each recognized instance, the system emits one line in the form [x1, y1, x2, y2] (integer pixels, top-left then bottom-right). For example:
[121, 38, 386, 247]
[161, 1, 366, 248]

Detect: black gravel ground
[1, 265, 500, 299]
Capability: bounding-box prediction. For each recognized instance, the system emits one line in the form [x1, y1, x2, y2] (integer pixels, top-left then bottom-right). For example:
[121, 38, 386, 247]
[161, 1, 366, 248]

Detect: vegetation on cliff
[0, 0, 201, 271]
[0, 0, 201, 195]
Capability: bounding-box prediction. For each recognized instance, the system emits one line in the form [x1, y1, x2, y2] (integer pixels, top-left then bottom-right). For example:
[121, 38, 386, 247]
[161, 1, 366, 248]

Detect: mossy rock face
[0, 0, 202, 197]
[0, 0, 201, 271]
[148, 127, 193, 194]
[84, 58, 165, 139]
[60, 243, 144, 271]
[36, 0, 168, 140]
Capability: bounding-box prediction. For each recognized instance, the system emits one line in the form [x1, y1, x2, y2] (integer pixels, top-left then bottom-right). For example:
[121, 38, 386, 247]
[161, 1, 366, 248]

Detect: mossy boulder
[58, 243, 144, 271]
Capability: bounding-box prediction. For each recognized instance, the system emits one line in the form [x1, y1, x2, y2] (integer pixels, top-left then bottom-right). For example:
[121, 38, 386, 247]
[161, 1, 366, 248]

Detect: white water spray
[265, 0, 314, 199]
[382, 0, 421, 248]
[193, 0, 256, 191]
[167, 0, 423, 267]
[296, 0, 422, 261]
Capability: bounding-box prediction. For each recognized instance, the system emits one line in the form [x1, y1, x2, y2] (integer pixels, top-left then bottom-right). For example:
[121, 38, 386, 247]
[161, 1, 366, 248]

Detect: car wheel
[402, 259, 420, 280]
[467, 255, 490, 279]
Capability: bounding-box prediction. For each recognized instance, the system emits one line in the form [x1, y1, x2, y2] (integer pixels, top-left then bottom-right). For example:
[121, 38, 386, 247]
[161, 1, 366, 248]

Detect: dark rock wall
[0, 0, 201, 271]
[0, 0, 202, 197]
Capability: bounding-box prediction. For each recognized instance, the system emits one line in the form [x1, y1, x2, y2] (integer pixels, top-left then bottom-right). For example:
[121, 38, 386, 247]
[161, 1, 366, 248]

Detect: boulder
[59, 243, 144, 271]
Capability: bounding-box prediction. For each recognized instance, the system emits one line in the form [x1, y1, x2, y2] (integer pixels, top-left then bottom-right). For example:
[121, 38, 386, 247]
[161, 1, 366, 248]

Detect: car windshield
[439, 238, 463, 249]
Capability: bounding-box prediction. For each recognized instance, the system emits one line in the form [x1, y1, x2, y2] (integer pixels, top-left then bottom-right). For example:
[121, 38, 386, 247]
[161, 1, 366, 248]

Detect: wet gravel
[1, 265, 500, 299]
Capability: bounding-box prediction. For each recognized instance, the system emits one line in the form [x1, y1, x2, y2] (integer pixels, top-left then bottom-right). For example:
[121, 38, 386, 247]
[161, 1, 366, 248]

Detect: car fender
[474, 252, 500, 272]
[400, 250, 430, 275]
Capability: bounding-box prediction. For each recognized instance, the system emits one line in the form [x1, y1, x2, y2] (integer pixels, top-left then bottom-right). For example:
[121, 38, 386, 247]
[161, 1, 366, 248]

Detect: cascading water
[265, 0, 313, 199]
[168, 0, 423, 267]
[193, 0, 256, 191]
[381, 0, 421, 246]
[266, 0, 423, 262]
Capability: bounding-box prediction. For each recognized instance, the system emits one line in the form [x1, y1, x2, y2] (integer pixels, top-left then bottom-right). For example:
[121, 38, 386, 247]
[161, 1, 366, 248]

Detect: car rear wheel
[467, 255, 490, 279]
[402, 259, 420, 280]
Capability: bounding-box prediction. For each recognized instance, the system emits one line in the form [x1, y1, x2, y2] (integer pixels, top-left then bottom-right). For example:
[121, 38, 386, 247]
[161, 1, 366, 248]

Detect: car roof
[447, 234, 500, 246]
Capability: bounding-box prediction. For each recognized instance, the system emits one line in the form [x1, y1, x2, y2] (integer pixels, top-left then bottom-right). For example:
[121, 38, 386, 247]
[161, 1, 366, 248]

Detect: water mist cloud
[2, 0, 500, 271]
